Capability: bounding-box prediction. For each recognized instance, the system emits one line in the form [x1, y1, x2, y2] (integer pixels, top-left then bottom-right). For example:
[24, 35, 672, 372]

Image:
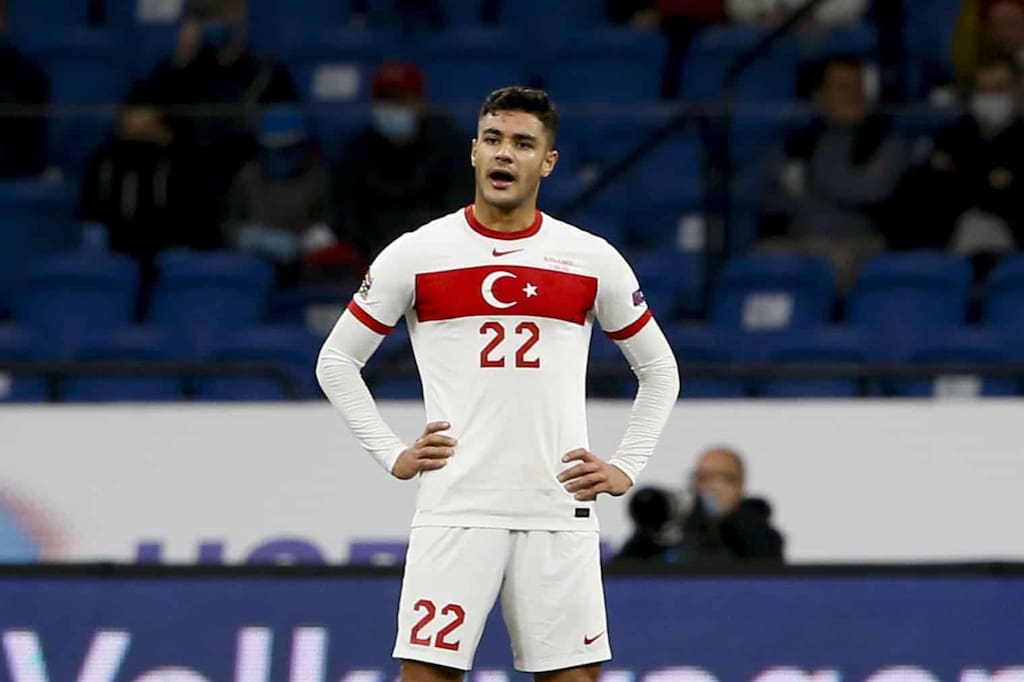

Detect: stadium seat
[0, 178, 78, 316]
[667, 325, 744, 399]
[268, 283, 350, 335]
[754, 326, 868, 399]
[627, 132, 703, 209]
[632, 250, 705, 321]
[7, 0, 87, 34]
[440, 0, 486, 27]
[15, 252, 139, 357]
[148, 250, 274, 354]
[410, 29, 532, 105]
[797, 24, 878, 63]
[710, 252, 835, 330]
[22, 29, 130, 173]
[497, 0, 605, 32]
[248, 0, 352, 49]
[193, 325, 322, 401]
[279, 27, 399, 103]
[572, 210, 628, 250]
[887, 328, 1017, 398]
[543, 28, 666, 104]
[0, 326, 47, 403]
[681, 26, 799, 102]
[63, 327, 184, 402]
[848, 253, 971, 352]
[983, 254, 1024, 329]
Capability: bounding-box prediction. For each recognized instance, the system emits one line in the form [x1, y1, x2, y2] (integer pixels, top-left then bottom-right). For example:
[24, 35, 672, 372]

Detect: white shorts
[392, 527, 611, 672]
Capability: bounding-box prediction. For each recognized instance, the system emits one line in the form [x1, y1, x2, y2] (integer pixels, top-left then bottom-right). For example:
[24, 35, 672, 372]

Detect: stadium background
[0, 0, 1021, 680]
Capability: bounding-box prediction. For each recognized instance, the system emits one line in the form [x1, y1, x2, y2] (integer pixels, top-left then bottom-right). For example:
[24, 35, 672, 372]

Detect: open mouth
[488, 169, 516, 189]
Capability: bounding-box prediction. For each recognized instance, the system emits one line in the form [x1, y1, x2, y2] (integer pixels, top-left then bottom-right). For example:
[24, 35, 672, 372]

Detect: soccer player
[317, 86, 679, 682]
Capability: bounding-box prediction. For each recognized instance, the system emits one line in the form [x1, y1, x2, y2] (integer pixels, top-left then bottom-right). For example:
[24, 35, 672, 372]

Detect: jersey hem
[411, 511, 600, 532]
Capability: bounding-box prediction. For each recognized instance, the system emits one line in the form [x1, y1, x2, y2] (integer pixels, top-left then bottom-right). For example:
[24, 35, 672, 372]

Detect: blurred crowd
[0, 0, 1019, 323]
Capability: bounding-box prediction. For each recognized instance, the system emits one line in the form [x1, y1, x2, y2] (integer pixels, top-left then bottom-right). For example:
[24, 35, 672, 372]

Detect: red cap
[371, 62, 426, 100]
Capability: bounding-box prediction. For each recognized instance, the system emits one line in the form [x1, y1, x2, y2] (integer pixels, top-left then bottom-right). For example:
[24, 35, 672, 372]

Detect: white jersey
[346, 206, 656, 531]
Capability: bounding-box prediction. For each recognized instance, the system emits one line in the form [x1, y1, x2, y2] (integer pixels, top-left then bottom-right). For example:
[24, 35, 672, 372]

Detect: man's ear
[541, 148, 559, 177]
[470, 138, 477, 167]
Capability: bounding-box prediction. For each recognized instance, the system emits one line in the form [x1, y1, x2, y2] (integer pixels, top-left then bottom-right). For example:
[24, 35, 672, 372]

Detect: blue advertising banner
[0, 570, 1021, 682]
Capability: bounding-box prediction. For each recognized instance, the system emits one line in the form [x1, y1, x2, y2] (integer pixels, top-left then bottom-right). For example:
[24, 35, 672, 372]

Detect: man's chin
[481, 190, 524, 211]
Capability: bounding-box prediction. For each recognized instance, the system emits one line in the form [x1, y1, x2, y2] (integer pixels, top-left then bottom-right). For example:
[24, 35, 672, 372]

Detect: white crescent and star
[481, 271, 539, 309]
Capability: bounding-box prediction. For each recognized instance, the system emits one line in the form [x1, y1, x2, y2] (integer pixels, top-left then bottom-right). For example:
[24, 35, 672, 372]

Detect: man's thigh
[393, 527, 511, 671]
[500, 531, 610, 673]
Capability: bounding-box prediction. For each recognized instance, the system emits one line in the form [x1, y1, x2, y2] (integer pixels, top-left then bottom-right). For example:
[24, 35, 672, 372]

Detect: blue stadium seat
[0, 178, 78, 316]
[0, 326, 47, 403]
[148, 251, 274, 354]
[16, 252, 139, 357]
[22, 29, 130, 173]
[248, 0, 353, 49]
[543, 29, 666, 104]
[574, 210, 628, 250]
[63, 327, 184, 402]
[848, 253, 970, 348]
[798, 24, 878, 62]
[193, 325, 322, 400]
[497, 0, 605, 32]
[7, 0, 86, 34]
[903, 0, 960, 97]
[667, 325, 744, 399]
[279, 27, 399, 103]
[887, 328, 1017, 398]
[755, 326, 867, 399]
[633, 250, 704, 321]
[440, 0, 486, 27]
[627, 132, 703, 208]
[411, 29, 532, 105]
[710, 252, 835, 330]
[268, 283, 350, 335]
[983, 255, 1024, 329]
[681, 26, 799, 102]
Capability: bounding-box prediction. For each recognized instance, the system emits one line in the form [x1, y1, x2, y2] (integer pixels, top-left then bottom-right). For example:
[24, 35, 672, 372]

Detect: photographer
[615, 447, 785, 564]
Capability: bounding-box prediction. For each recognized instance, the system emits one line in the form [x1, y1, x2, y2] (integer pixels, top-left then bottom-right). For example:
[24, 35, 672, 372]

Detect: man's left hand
[557, 448, 633, 501]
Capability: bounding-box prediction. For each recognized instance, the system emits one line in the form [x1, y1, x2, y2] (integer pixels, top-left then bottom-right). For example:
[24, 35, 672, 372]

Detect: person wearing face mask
[331, 62, 473, 260]
[890, 56, 1024, 267]
[613, 446, 784, 565]
[135, 0, 299, 227]
[78, 84, 218, 318]
[224, 106, 336, 285]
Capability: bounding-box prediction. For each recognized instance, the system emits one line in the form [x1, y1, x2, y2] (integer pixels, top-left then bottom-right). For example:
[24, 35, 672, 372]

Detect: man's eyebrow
[480, 127, 538, 142]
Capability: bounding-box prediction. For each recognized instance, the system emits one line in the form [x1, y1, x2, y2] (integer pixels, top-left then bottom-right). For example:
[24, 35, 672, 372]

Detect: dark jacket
[332, 114, 473, 259]
[0, 43, 49, 177]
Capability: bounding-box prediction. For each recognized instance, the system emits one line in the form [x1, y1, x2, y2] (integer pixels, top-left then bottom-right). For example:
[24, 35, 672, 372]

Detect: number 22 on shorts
[409, 599, 466, 651]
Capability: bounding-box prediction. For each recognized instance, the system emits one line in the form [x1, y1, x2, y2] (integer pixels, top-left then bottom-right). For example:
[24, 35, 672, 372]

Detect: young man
[316, 87, 679, 682]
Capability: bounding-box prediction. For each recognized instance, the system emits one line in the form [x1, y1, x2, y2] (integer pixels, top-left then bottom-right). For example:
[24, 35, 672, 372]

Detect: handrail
[0, 359, 304, 401]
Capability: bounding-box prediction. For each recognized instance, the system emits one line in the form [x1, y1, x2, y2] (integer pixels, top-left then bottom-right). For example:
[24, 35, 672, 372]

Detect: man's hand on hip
[557, 448, 633, 501]
[392, 421, 457, 480]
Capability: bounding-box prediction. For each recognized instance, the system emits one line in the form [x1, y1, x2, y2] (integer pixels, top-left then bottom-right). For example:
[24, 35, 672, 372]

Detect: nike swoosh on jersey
[492, 248, 524, 257]
[583, 631, 606, 646]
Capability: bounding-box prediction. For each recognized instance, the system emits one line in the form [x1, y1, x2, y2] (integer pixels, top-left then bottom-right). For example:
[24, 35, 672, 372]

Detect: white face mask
[970, 93, 1016, 131]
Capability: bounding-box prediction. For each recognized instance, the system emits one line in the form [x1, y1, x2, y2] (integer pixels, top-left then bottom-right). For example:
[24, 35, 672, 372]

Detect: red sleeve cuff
[347, 300, 394, 335]
[605, 309, 653, 341]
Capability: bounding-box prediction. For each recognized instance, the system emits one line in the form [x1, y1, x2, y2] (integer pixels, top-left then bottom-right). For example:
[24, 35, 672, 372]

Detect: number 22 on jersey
[479, 321, 540, 368]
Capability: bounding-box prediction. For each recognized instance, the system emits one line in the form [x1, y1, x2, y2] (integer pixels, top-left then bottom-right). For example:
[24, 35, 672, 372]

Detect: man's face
[987, 1, 1024, 54]
[471, 110, 557, 212]
[817, 63, 867, 126]
[693, 449, 744, 517]
[976, 63, 1016, 96]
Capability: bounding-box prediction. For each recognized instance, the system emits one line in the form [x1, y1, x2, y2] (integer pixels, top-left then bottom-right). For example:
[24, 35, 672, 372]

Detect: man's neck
[472, 198, 537, 233]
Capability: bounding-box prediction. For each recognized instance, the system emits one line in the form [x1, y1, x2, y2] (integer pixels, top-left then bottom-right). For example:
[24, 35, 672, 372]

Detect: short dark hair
[479, 86, 559, 144]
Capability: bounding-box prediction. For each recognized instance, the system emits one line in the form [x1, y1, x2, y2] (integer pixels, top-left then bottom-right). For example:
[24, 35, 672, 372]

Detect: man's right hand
[391, 421, 457, 480]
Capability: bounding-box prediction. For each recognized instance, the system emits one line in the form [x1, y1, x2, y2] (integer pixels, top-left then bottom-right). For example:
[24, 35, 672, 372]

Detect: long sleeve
[607, 318, 680, 482]
[316, 310, 408, 473]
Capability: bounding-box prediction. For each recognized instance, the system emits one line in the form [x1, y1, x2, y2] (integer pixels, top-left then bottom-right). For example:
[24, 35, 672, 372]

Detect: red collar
[464, 205, 542, 241]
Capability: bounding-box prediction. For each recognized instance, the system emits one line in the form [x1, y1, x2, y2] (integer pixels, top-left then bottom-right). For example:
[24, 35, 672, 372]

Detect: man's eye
[518, 142, 533, 149]
[484, 137, 498, 144]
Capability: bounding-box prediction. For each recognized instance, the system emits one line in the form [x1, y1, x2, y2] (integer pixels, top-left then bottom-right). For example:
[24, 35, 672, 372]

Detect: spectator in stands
[137, 0, 299, 222]
[331, 62, 473, 260]
[615, 446, 784, 564]
[0, 10, 49, 177]
[954, 0, 1024, 93]
[78, 85, 218, 316]
[759, 55, 909, 289]
[225, 106, 336, 286]
[890, 57, 1024, 270]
